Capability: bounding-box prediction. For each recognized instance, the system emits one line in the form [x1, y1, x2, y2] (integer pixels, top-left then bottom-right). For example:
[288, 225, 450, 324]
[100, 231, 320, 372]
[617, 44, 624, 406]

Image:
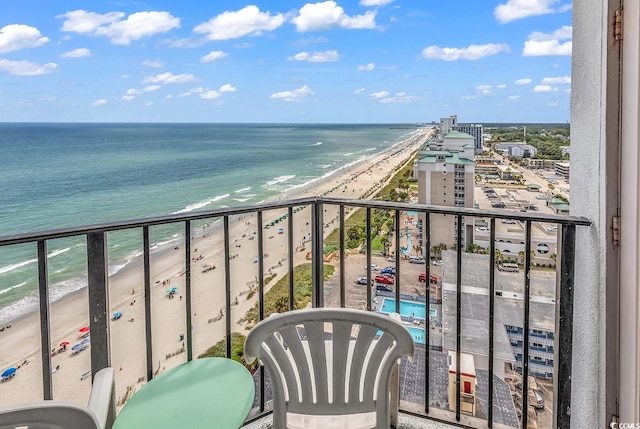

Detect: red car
[419, 273, 438, 284]
[375, 275, 394, 284]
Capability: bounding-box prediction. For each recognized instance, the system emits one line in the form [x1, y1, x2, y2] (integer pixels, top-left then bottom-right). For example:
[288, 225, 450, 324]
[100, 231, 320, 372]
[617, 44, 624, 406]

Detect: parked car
[536, 194, 548, 200]
[374, 275, 394, 284]
[356, 276, 370, 285]
[491, 202, 506, 208]
[498, 263, 519, 272]
[487, 194, 499, 199]
[380, 267, 396, 276]
[475, 227, 489, 232]
[387, 256, 396, 262]
[364, 264, 380, 271]
[432, 259, 443, 266]
[502, 219, 516, 224]
[409, 256, 425, 264]
[418, 273, 438, 284]
[547, 225, 558, 232]
[375, 284, 393, 293]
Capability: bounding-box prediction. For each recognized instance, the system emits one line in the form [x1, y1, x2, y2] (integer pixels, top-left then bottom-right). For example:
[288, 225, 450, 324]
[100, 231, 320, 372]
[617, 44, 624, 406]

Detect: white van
[498, 263, 519, 272]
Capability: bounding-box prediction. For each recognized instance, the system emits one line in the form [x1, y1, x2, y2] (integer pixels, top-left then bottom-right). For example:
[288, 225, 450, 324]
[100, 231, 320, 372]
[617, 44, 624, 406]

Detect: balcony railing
[0, 197, 590, 429]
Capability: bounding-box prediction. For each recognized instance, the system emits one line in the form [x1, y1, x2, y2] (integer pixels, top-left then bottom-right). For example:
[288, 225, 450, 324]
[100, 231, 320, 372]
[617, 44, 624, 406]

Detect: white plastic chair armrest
[87, 367, 115, 429]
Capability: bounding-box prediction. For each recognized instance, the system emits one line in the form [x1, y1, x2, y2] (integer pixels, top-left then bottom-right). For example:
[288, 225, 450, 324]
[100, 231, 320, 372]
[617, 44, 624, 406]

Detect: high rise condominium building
[413, 131, 475, 250]
[453, 123, 484, 154]
[439, 115, 457, 133]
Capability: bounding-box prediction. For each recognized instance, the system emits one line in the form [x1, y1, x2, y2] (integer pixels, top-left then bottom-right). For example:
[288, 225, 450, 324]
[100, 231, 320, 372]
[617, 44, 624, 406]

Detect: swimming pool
[379, 298, 436, 320]
[406, 326, 426, 344]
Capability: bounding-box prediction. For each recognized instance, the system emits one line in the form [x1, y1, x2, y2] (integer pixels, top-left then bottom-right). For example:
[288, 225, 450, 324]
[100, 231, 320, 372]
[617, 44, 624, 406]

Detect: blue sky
[0, 0, 572, 123]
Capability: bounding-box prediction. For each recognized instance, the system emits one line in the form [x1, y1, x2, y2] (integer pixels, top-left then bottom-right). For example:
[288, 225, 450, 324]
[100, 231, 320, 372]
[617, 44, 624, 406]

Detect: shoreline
[0, 129, 420, 327]
[0, 127, 434, 406]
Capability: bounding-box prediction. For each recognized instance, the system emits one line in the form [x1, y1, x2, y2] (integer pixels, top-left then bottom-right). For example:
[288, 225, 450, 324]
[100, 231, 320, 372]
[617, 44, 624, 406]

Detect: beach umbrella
[1, 367, 16, 378]
[170, 287, 178, 293]
[59, 341, 69, 347]
[78, 326, 90, 333]
[81, 338, 90, 346]
[113, 312, 122, 319]
[72, 344, 83, 351]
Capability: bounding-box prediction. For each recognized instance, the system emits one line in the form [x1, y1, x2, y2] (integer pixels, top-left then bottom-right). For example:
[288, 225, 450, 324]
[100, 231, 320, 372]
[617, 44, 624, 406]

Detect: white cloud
[292, 1, 377, 32]
[0, 59, 57, 76]
[494, 0, 571, 24]
[0, 24, 49, 53]
[508, 95, 520, 100]
[292, 36, 328, 46]
[61, 48, 90, 58]
[120, 74, 130, 78]
[533, 84, 554, 92]
[143, 59, 164, 68]
[142, 72, 196, 84]
[547, 102, 558, 107]
[357, 63, 375, 71]
[378, 91, 417, 103]
[200, 90, 221, 100]
[92, 99, 107, 106]
[541, 76, 571, 84]
[421, 43, 510, 61]
[462, 95, 477, 100]
[354, 88, 366, 94]
[515, 78, 532, 85]
[360, 0, 394, 5]
[370, 91, 389, 99]
[270, 85, 314, 102]
[219, 84, 236, 92]
[122, 85, 161, 99]
[190, 87, 206, 93]
[523, 26, 572, 56]
[58, 10, 180, 45]
[288, 50, 340, 62]
[177, 92, 191, 98]
[201, 50, 228, 63]
[496, 84, 507, 89]
[194, 5, 285, 41]
[476, 84, 492, 94]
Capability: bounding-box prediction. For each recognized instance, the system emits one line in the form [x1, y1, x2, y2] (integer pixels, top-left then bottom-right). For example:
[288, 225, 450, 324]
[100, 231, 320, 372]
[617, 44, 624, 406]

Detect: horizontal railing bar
[0, 197, 590, 246]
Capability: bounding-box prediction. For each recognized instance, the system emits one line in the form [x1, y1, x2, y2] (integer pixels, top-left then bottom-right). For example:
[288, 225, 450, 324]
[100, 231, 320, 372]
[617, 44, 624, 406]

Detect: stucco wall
[570, 1, 611, 427]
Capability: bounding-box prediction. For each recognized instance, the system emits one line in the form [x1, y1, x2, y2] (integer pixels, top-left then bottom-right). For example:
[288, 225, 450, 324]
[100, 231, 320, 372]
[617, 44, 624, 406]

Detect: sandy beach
[0, 127, 433, 408]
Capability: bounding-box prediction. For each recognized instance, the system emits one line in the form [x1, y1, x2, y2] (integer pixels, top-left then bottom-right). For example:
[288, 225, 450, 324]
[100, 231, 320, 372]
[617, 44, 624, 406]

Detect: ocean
[0, 123, 419, 324]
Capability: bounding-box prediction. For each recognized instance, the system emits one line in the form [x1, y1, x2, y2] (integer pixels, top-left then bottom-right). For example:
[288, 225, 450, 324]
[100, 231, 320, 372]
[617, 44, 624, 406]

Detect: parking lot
[323, 253, 443, 309]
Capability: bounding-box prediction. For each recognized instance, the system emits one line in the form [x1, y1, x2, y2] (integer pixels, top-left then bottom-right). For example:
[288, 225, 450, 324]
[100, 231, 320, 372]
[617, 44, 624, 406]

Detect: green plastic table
[113, 357, 255, 429]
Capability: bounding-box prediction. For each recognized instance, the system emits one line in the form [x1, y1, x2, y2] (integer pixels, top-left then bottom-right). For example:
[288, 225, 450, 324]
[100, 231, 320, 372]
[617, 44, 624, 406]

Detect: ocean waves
[173, 194, 230, 214]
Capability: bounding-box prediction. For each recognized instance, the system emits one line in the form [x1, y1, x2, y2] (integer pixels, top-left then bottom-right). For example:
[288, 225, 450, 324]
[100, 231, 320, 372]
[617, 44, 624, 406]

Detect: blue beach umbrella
[113, 312, 122, 319]
[81, 338, 90, 346]
[1, 367, 17, 378]
[72, 343, 83, 351]
[169, 287, 178, 293]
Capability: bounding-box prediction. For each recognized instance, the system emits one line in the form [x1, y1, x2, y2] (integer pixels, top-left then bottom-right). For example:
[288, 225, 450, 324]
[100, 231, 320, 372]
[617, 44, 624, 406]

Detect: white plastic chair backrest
[244, 308, 415, 429]
[0, 401, 101, 429]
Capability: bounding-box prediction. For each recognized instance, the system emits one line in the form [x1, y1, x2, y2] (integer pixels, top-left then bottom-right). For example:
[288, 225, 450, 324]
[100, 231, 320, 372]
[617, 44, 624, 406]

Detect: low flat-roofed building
[440, 251, 558, 379]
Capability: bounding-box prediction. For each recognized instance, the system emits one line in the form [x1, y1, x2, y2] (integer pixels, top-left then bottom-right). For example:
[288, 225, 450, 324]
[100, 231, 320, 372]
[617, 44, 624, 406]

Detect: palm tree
[495, 249, 503, 263]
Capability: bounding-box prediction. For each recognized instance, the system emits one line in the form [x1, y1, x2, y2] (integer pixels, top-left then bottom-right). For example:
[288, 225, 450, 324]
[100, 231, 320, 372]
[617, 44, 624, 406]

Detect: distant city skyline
[0, 0, 572, 123]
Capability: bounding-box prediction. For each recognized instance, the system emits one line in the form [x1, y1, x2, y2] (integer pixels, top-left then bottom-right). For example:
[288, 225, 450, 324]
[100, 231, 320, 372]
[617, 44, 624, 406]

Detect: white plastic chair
[244, 308, 415, 429]
[0, 367, 115, 429]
